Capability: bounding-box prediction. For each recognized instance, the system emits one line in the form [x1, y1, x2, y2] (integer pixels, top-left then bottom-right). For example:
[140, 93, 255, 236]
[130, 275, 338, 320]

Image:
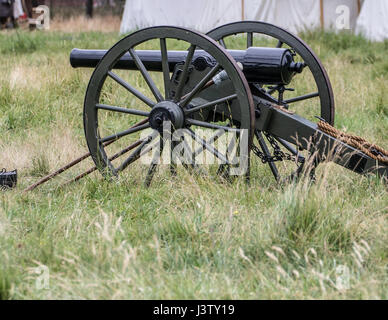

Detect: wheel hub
[149, 101, 185, 131]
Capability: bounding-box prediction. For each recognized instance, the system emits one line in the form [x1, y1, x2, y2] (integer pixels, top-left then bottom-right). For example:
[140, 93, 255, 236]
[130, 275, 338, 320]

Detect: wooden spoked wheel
[207, 21, 335, 182]
[83, 26, 255, 185]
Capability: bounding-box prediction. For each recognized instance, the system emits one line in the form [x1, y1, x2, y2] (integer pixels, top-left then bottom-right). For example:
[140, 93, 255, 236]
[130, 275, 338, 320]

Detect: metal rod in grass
[23, 119, 149, 192]
[61, 138, 146, 187]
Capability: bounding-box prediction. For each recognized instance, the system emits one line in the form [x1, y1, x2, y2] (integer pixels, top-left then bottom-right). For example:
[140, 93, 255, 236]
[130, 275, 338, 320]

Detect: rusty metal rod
[23, 118, 148, 192]
[61, 138, 144, 187]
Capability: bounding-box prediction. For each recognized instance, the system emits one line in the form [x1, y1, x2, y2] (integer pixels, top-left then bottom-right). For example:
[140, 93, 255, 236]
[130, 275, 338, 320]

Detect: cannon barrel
[70, 47, 304, 85]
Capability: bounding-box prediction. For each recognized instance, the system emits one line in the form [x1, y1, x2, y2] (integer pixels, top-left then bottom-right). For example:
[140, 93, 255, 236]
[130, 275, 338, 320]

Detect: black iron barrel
[70, 47, 304, 85]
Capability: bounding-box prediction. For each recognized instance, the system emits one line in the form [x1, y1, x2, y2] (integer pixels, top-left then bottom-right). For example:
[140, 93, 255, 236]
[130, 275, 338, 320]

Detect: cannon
[70, 47, 305, 85]
[64, 22, 387, 186]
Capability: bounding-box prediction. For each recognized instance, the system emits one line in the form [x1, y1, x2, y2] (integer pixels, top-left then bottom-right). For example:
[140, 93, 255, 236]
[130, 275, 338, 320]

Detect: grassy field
[0, 18, 387, 299]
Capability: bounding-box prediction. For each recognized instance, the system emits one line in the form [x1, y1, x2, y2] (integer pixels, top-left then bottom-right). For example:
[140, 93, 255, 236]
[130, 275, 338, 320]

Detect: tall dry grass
[50, 15, 121, 33]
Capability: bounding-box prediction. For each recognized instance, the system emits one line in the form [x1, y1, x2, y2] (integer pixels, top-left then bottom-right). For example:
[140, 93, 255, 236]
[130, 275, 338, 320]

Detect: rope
[273, 104, 295, 115]
[317, 121, 388, 165]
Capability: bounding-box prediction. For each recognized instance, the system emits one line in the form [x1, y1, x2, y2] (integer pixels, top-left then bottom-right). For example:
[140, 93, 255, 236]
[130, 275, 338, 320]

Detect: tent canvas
[246, 0, 360, 34]
[120, 0, 241, 34]
[356, 0, 388, 42]
[120, 0, 386, 42]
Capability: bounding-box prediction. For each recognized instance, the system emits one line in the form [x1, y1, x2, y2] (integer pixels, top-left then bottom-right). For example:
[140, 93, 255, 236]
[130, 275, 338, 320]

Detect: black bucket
[0, 168, 17, 190]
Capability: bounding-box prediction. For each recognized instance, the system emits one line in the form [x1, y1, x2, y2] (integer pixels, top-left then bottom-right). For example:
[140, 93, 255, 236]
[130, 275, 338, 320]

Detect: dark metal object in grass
[0, 168, 17, 190]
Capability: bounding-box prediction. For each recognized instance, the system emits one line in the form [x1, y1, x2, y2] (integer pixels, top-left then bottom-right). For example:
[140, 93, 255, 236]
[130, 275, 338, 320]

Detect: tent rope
[317, 121, 388, 165]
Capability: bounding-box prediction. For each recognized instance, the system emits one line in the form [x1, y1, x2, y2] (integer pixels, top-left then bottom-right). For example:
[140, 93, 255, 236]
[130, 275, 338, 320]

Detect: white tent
[119, 0, 241, 34]
[245, 0, 360, 35]
[355, 0, 388, 42]
[120, 0, 387, 42]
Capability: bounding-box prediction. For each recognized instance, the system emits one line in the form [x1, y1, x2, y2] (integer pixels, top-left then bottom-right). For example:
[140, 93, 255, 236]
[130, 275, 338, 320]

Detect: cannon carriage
[66, 21, 387, 187]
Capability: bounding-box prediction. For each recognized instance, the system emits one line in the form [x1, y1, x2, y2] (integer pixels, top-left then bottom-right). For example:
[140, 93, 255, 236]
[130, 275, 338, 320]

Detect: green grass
[0, 27, 387, 299]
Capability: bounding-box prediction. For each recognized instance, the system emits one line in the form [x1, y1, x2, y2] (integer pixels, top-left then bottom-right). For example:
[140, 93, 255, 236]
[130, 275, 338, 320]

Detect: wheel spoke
[170, 140, 178, 176]
[110, 139, 144, 162]
[185, 94, 237, 115]
[276, 40, 283, 48]
[108, 71, 155, 108]
[100, 122, 150, 143]
[129, 48, 163, 102]
[180, 63, 221, 107]
[116, 132, 156, 173]
[174, 44, 196, 102]
[96, 104, 149, 117]
[186, 128, 230, 165]
[283, 92, 319, 104]
[255, 130, 279, 181]
[62, 139, 145, 186]
[179, 136, 195, 169]
[193, 129, 225, 157]
[186, 118, 240, 132]
[145, 137, 164, 187]
[169, 135, 204, 174]
[247, 32, 253, 48]
[219, 38, 226, 48]
[160, 38, 171, 99]
[217, 135, 239, 179]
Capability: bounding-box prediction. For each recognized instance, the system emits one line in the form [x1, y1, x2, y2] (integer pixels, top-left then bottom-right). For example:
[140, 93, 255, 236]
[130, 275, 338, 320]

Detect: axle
[70, 47, 305, 85]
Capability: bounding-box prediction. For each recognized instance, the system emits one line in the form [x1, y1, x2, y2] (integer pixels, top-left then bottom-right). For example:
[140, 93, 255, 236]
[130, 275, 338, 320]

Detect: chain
[252, 132, 318, 182]
[252, 144, 283, 163]
[265, 132, 298, 161]
[252, 132, 302, 164]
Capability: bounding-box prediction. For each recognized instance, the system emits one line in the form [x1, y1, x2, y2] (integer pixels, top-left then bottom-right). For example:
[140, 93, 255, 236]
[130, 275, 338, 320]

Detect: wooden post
[319, 0, 324, 29]
[46, 0, 54, 19]
[241, 0, 244, 21]
[357, 0, 361, 15]
[86, 0, 93, 18]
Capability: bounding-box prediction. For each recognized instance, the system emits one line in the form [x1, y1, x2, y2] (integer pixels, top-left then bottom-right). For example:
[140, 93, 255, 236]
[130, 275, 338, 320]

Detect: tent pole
[241, 0, 245, 21]
[357, 0, 361, 15]
[319, 0, 324, 29]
